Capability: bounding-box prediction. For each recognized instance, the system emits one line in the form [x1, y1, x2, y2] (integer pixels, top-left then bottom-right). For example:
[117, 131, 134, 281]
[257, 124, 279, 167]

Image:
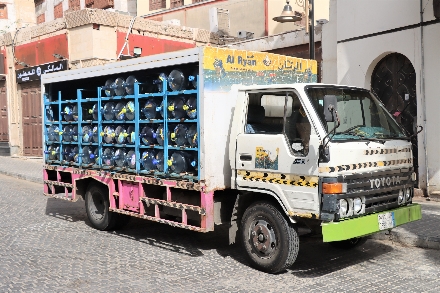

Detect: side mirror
[323, 95, 338, 122]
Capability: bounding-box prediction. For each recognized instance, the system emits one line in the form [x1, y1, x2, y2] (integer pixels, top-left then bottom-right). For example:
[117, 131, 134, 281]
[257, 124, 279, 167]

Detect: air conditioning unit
[237, 31, 254, 39]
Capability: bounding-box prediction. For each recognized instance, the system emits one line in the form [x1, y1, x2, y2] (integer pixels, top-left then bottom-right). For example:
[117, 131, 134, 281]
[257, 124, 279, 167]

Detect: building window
[85, 0, 94, 8]
[93, 0, 114, 9]
[0, 4, 8, 19]
[37, 13, 45, 24]
[69, 0, 81, 11]
[170, 0, 184, 9]
[34, 0, 45, 7]
[54, 2, 63, 19]
[150, 0, 166, 11]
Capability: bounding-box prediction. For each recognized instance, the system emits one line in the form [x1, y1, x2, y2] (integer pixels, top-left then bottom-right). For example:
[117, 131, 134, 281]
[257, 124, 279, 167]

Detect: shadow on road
[45, 197, 88, 223]
[109, 217, 224, 258]
[45, 197, 224, 258]
[45, 197, 395, 275]
[289, 237, 393, 277]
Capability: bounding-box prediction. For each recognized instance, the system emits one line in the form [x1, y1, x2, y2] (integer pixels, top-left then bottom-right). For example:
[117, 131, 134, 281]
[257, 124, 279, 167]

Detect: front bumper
[322, 204, 421, 242]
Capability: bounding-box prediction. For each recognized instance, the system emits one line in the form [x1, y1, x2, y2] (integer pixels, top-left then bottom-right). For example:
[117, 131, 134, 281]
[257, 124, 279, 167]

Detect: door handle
[240, 154, 252, 161]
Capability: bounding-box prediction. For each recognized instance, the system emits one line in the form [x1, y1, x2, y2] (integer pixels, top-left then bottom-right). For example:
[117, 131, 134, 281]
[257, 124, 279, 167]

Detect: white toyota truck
[42, 46, 421, 273]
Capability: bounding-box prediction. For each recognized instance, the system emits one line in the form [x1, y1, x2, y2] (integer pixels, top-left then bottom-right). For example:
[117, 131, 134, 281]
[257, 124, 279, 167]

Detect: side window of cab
[245, 92, 312, 156]
[284, 95, 312, 156]
[245, 93, 284, 134]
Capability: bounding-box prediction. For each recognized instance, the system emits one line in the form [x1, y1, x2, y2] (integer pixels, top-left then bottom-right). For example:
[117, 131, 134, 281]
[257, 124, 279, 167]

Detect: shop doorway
[0, 81, 8, 142]
[21, 81, 42, 156]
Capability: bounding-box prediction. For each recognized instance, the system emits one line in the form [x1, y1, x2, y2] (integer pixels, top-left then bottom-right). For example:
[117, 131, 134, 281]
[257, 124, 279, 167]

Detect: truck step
[140, 197, 206, 215]
[44, 180, 73, 188]
[109, 207, 206, 232]
[44, 192, 75, 202]
[43, 179, 77, 202]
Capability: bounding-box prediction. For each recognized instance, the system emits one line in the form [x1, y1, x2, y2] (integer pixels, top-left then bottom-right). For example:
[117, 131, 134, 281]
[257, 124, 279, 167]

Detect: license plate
[378, 212, 395, 231]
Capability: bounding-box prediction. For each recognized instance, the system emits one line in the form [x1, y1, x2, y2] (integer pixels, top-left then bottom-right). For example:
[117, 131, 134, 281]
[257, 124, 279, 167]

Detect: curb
[0, 170, 41, 184]
[426, 194, 440, 202]
[370, 231, 440, 250]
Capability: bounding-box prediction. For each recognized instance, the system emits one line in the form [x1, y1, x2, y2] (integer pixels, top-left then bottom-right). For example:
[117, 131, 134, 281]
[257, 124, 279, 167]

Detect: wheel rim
[88, 191, 105, 222]
[249, 219, 277, 257]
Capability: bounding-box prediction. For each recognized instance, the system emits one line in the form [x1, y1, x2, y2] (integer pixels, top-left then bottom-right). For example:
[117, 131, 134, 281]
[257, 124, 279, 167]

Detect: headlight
[398, 189, 404, 204]
[339, 199, 349, 217]
[405, 188, 411, 202]
[353, 197, 362, 213]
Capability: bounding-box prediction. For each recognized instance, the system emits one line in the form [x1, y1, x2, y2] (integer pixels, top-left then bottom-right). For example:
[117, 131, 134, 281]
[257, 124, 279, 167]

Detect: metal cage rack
[43, 77, 201, 182]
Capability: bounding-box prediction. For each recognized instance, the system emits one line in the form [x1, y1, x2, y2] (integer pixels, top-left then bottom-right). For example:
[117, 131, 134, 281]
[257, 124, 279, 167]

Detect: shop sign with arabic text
[16, 60, 68, 83]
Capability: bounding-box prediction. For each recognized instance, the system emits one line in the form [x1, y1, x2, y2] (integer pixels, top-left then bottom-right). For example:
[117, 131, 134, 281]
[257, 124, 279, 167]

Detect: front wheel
[241, 202, 299, 273]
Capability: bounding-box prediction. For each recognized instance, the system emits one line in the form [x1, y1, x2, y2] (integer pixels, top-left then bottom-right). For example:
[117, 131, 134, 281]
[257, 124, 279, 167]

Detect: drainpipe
[309, 0, 315, 60]
[420, 0, 429, 195]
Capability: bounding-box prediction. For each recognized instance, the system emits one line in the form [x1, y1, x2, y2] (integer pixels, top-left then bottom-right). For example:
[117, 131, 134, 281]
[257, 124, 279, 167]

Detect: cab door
[235, 90, 320, 216]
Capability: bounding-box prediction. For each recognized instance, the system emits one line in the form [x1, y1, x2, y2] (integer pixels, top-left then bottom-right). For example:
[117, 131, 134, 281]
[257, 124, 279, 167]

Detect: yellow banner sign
[202, 47, 317, 91]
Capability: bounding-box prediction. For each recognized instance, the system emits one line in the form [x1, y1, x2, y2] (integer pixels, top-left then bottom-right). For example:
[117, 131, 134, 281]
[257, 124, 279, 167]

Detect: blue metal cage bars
[43, 77, 200, 181]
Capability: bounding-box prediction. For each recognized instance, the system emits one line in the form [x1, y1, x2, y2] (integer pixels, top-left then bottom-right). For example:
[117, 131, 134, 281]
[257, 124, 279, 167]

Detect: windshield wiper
[362, 137, 386, 144]
[335, 132, 386, 144]
[335, 132, 366, 138]
[375, 134, 410, 140]
[376, 126, 423, 140]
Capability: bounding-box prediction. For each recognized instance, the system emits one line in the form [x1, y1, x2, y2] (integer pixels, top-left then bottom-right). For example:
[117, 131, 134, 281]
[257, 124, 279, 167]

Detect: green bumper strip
[322, 204, 422, 242]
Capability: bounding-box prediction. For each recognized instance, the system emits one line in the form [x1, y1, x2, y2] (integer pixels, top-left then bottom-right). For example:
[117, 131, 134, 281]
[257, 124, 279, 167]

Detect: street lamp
[273, 0, 315, 60]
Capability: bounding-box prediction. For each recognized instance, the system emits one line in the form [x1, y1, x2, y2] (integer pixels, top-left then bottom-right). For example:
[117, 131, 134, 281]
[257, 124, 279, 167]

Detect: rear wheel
[241, 202, 299, 273]
[85, 183, 117, 231]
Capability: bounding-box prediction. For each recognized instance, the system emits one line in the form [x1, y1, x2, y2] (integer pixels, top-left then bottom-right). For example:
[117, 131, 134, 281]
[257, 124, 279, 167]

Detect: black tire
[85, 183, 117, 231]
[241, 201, 299, 274]
[329, 237, 367, 249]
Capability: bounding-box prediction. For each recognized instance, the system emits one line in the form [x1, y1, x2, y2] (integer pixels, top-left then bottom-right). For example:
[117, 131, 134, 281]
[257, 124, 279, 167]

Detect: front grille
[341, 167, 413, 214]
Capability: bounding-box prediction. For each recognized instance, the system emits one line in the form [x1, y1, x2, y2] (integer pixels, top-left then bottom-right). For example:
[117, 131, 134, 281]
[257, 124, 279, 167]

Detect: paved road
[0, 174, 439, 292]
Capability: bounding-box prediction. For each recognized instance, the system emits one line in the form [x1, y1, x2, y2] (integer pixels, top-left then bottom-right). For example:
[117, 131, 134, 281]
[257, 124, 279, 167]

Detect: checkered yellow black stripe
[364, 147, 411, 155]
[319, 158, 412, 173]
[237, 170, 318, 188]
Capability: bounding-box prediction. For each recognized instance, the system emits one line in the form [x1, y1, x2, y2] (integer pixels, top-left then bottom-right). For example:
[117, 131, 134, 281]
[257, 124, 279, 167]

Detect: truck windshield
[306, 86, 406, 141]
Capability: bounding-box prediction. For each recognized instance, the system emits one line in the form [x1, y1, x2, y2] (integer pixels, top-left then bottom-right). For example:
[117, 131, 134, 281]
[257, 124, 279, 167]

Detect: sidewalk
[370, 198, 440, 250]
[0, 156, 42, 183]
[0, 155, 439, 250]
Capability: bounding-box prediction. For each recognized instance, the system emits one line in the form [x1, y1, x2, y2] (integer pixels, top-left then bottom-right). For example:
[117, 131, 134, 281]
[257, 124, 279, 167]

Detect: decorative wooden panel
[21, 82, 42, 156]
[0, 81, 7, 142]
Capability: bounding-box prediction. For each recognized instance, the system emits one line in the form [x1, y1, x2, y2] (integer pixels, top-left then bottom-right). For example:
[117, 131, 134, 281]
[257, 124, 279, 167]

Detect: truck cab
[230, 83, 420, 271]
